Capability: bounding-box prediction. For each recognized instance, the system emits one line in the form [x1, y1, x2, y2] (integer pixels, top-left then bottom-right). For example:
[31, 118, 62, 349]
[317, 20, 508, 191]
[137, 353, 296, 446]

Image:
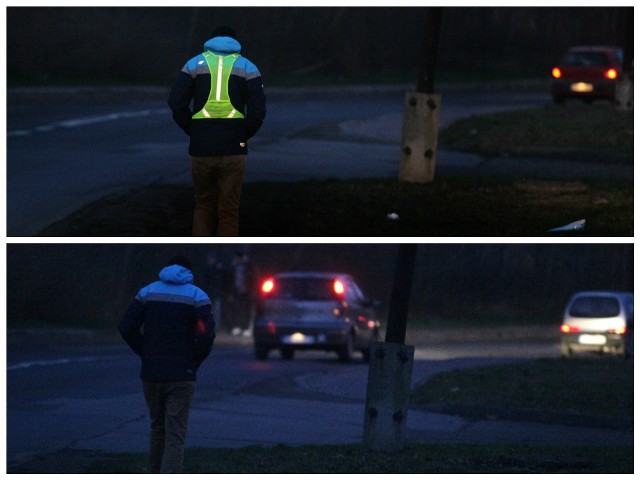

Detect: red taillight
[605, 68, 618, 80]
[551, 67, 562, 79]
[333, 280, 345, 296]
[608, 327, 626, 335]
[561, 324, 580, 333]
[267, 321, 277, 335]
[261, 278, 275, 295]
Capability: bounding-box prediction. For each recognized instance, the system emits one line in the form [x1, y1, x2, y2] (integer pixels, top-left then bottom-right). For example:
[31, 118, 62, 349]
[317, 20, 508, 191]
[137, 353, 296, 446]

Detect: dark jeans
[142, 381, 196, 473]
[191, 154, 246, 236]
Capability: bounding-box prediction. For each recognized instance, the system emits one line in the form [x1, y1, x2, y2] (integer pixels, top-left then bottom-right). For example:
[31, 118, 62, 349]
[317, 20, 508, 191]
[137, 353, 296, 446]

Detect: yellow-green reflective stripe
[216, 56, 223, 101]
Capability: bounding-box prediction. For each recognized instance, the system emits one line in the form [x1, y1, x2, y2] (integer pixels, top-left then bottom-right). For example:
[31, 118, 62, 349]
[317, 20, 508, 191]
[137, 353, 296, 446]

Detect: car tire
[338, 334, 354, 362]
[255, 344, 269, 360]
[280, 347, 295, 360]
[561, 344, 573, 358]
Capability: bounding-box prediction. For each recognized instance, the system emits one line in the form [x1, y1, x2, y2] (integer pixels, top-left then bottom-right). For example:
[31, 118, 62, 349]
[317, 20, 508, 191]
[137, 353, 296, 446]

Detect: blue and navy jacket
[167, 36, 267, 156]
[119, 265, 215, 382]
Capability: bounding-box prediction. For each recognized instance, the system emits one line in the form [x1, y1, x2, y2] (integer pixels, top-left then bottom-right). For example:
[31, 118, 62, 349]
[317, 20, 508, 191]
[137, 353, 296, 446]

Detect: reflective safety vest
[192, 51, 245, 120]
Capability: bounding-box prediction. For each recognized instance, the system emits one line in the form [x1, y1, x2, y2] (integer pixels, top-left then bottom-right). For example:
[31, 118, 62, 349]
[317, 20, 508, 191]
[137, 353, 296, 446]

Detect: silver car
[253, 272, 381, 362]
[560, 290, 633, 357]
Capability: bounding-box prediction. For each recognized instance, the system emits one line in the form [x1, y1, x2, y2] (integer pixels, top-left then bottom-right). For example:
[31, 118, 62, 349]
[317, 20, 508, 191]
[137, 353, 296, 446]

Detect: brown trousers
[190, 154, 246, 236]
[142, 381, 196, 474]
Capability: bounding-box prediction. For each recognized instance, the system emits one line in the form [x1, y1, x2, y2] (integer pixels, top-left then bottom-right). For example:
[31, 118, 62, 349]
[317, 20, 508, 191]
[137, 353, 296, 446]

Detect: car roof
[272, 271, 353, 280]
[570, 290, 633, 300]
[567, 45, 622, 53]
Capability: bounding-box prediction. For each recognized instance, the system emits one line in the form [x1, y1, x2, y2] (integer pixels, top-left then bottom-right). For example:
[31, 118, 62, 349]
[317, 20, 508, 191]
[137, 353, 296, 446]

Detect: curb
[6, 325, 559, 347]
[419, 402, 634, 432]
[405, 325, 559, 344]
[5, 328, 253, 347]
[7, 80, 548, 101]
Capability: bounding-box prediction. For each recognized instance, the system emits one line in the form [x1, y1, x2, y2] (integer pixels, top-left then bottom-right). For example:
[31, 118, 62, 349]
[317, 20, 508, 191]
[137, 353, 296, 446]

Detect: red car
[550, 45, 624, 103]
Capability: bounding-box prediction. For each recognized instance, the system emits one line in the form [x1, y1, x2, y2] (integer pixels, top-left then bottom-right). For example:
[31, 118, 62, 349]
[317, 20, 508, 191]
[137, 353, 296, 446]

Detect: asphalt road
[7, 83, 552, 236]
[6, 328, 632, 470]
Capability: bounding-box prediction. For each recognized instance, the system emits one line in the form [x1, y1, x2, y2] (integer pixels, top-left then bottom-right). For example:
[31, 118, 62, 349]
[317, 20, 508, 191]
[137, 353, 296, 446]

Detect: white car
[560, 291, 633, 357]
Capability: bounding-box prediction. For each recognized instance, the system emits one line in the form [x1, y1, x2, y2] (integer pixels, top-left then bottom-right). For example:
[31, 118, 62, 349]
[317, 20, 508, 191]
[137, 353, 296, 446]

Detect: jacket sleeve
[119, 297, 145, 356]
[244, 76, 266, 139]
[194, 302, 216, 368]
[167, 71, 194, 135]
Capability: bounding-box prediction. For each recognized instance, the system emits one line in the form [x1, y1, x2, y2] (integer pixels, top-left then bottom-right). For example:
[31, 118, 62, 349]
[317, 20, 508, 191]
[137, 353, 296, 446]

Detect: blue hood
[159, 264, 194, 285]
[205, 36, 241, 55]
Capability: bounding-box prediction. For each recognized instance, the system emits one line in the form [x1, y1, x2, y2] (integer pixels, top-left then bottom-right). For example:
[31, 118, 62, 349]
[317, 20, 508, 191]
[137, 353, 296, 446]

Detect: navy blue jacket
[119, 265, 215, 382]
[167, 36, 267, 156]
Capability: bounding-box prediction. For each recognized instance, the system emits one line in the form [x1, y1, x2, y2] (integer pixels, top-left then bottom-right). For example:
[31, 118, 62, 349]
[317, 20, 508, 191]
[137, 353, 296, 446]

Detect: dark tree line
[7, 244, 632, 329]
[7, 7, 630, 86]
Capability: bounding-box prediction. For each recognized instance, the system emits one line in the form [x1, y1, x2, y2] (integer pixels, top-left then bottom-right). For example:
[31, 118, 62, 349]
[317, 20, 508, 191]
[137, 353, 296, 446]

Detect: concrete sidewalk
[75, 359, 632, 456]
[333, 107, 633, 180]
[67, 329, 632, 454]
[73, 393, 633, 457]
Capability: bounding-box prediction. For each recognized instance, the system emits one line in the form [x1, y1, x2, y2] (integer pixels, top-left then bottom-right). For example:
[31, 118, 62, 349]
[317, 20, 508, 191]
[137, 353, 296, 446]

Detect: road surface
[6, 328, 632, 471]
[7, 83, 551, 236]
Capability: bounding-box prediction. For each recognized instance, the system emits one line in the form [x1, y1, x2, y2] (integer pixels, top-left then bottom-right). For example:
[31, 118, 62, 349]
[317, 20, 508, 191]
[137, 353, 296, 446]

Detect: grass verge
[439, 103, 633, 163]
[412, 357, 633, 418]
[38, 177, 633, 237]
[10, 444, 633, 474]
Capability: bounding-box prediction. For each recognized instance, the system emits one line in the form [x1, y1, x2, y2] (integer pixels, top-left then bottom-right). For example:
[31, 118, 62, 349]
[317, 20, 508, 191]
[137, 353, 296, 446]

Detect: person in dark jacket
[119, 255, 215, 474]
[168, 26, 267, 237]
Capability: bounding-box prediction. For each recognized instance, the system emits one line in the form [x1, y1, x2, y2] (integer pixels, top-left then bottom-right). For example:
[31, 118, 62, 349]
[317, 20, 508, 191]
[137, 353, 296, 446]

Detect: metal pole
[416, 7, 443, 94]
[384, 244, 418, 344]
[615, 7, 633, 110]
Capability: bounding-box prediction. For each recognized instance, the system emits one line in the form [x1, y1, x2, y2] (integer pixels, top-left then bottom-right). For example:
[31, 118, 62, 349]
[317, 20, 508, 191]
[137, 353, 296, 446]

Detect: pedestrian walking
[119, 255, 215, 473]
[230, 250, 256, 336]
[203, 250, 227, 329]
[168, 26, 267, 236]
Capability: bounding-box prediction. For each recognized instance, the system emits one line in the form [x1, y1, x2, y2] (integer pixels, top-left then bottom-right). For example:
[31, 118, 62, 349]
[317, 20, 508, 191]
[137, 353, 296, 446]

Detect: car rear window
[569, 296, 621, 318]
[269, 278, 339, 301]
[563, 52, 610, 67]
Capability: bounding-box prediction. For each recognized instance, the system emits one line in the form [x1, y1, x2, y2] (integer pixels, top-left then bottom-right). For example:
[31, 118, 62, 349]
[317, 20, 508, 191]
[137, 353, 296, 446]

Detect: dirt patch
[7, 448, 114, 474]
[39, 185, 193, 236]
[36, 177, 633, 237]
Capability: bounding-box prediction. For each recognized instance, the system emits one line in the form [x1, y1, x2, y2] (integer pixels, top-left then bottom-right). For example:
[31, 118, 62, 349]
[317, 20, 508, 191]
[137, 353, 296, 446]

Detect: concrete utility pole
[399, 7, 443, 183]
[615, 7, 633, 110]
[363, 244, 417, 452]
